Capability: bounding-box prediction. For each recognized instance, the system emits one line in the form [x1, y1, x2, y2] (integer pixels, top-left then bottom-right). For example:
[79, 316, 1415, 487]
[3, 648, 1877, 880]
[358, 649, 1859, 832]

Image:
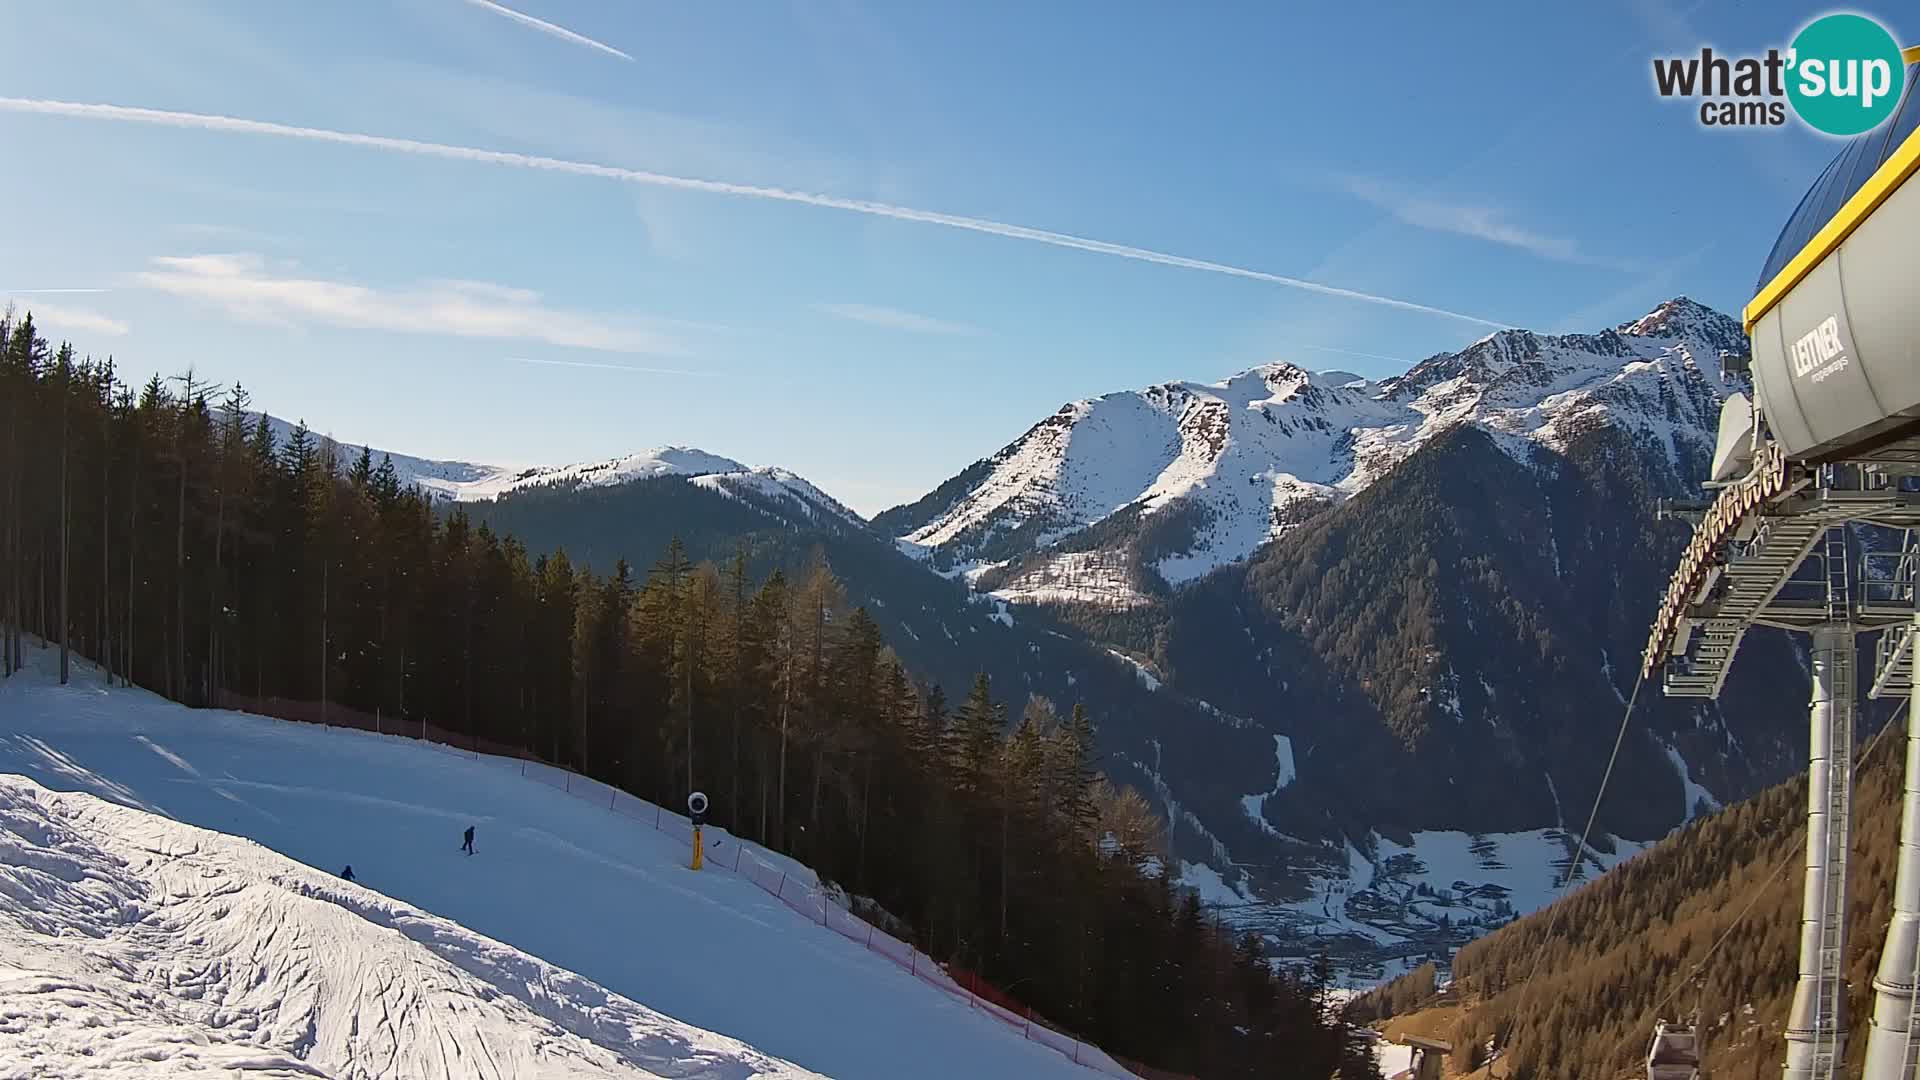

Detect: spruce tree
[0, 334, 1361, 1079]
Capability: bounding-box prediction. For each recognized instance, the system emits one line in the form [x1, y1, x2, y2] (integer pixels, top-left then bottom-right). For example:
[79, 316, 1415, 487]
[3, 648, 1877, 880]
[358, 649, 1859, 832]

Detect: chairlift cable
[1573, 699, 1902, 1074]
[1496, 667, 1648, 1074]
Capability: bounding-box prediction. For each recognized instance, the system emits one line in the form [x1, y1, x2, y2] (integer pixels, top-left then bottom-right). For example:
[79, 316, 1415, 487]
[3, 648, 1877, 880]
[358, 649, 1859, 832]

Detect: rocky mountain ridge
[878, 297, 1747, 611]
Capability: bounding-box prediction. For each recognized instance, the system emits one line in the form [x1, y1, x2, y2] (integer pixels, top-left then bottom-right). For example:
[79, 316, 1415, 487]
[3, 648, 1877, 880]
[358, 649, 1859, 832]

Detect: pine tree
[348, 444, 374, 490]
[55, 343, 73, 684]
[723, 544, 750, 830]
[0, 335, 1360, 1079]
[948, 672, 1005, 793]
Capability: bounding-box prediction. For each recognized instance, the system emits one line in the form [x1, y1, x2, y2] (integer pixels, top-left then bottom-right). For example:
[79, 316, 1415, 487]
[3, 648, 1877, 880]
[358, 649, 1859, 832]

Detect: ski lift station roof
[1746, 52, 1920, 464]
[1754, 59, 1920, 304]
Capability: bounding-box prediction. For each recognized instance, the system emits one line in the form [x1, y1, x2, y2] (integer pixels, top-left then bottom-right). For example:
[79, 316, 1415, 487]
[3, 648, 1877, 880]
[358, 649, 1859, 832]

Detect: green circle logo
[1786, 14, 1907, 136]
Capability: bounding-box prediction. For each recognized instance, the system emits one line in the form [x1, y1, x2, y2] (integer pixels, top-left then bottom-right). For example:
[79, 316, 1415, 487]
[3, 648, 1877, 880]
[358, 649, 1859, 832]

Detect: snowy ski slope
[0, 645, 1105, 1080]
[0, 774, 822, 1079]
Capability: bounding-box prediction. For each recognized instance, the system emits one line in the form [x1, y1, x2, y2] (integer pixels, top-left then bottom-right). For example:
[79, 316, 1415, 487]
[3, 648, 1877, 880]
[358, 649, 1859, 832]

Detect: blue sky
[0, 1, 1890, 513]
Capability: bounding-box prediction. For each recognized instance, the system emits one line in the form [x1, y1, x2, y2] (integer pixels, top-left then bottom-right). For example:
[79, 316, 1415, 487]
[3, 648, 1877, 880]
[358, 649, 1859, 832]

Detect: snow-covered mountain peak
[1619, 295, 1747, 355]
[1143, 361, 1380, 417]
[692, 466, 865, 525]
[888, 297, 1747, 605]
[253, 414, 862, 524]
[1310, 369, 1368, 390]
[445, 445, 749, 500]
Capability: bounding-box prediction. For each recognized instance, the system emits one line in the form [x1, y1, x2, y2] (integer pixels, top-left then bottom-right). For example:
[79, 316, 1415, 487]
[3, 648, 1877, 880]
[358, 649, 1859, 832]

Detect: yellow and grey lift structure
[1639, 50, 1920, 1080]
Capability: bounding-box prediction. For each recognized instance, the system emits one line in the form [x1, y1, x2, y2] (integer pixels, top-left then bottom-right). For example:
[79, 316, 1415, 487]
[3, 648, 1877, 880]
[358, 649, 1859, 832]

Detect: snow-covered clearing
[0, 646, 1110, 1080]
[1172, 861, 1256, 908]
[1662, 742, 1721, 821]
[1368, 829, 1650, 915]
[1374, 1039, 1415, 1077]
[1237, 736, 1296, 838]
[1106, 650, 1161, 691]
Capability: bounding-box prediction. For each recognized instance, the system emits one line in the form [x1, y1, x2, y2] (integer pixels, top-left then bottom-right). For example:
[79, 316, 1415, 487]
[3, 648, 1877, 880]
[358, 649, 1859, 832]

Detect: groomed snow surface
[0, 775, 822, 1079]
[0, 646, 1109, 1080]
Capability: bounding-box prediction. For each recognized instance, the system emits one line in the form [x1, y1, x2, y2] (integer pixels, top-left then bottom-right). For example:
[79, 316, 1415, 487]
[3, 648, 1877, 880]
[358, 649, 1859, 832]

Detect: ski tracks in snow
[0, 776, 824, 1079]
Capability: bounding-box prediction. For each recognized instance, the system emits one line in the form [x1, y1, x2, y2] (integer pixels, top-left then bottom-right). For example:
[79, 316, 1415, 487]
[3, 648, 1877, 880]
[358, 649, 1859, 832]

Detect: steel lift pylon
[1640, 55, 1920, 1080]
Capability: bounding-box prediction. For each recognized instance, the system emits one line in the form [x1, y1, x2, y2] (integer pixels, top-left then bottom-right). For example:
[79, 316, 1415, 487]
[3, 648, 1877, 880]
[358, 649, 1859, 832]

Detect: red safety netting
[205, 689, 1193, 1080]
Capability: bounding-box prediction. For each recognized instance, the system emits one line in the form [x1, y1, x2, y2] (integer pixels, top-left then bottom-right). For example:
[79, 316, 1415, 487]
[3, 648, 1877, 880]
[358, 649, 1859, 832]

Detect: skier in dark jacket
[341, 865, 355, 882]
[461, 825, 475, 855]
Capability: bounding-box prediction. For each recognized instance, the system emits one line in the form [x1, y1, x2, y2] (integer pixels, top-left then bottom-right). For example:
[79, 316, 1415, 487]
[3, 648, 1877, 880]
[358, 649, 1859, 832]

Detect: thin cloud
[1340, 176, 1647, 273]
[1550, 243, 1719, 333]
[3, 288, 109, 294]
[0, 98, 1513, 330]
[132, 253, 684, 354]
[459, 0, 633, 61]
[7, 299, 130, 338]
[171, 222, 291, 246]
[1290, 342, 1405, 365]
[510, 356, 719, 376]
[818, 303, 981, 337]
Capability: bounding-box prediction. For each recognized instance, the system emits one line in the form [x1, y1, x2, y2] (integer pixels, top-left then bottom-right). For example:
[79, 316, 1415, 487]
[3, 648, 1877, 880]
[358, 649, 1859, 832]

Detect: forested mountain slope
[1411, 711, 1909, 1080]
[0, 311, 1370, 1079]
[3, 292, 1847, 991]
[866, 300, 1843, 978]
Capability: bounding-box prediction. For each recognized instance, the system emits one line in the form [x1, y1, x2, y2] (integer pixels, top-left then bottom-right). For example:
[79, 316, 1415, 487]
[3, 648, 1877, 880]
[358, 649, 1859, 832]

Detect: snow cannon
[688, 791, 709, 871]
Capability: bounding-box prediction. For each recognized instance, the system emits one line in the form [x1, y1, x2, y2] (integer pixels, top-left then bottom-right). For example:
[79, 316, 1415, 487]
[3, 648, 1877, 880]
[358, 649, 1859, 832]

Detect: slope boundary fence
[212, 690, 1190, 1080]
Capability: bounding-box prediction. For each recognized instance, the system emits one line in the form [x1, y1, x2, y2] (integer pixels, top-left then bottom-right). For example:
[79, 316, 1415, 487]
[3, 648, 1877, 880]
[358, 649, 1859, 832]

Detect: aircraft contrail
[0, 97, 1513, 330]
[458, 0, 633, 62]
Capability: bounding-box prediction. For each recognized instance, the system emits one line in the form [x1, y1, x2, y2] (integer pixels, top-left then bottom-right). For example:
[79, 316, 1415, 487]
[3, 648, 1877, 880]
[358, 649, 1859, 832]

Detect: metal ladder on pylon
[1827, 525, 1852, 625]
[1900, 906, 1920, 1074]
[1813, 527, 1855, 1079]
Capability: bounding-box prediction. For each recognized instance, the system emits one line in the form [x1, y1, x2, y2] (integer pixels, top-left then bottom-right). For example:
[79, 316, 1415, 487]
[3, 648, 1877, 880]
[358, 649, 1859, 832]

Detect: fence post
[655, 804, 662, 829]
